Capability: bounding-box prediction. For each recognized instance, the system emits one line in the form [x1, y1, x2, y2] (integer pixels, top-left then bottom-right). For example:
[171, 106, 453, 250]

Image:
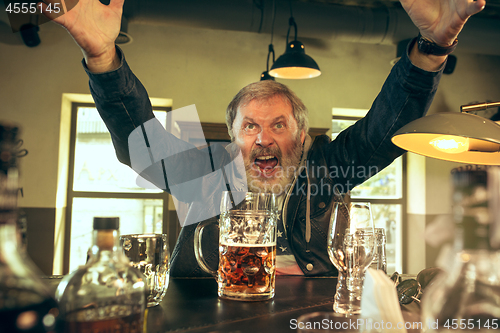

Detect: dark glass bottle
[422, 167, 500, 332]
[0, 123, 63, 332]
[56, 217, 146, 333]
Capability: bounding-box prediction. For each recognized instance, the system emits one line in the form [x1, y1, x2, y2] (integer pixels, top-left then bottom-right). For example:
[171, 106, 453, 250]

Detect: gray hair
[225, 81, 309, 141]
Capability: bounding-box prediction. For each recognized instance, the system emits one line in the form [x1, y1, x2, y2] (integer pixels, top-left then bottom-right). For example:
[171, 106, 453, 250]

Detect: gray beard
[245, 137, 303, 195]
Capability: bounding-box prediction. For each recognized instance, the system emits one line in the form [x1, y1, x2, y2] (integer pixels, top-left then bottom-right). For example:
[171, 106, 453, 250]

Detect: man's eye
[275, 123, 284, 129]
[244, 123, 259, 133]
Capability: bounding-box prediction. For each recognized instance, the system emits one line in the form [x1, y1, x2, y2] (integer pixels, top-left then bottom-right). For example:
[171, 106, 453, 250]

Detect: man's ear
[300, 129, 306, 144]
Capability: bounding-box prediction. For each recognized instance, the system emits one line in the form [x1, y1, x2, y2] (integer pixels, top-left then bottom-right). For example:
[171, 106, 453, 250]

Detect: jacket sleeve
[83, 47, 215, 200]
[325, 38, 444, 190]
[83, 47, 156, 167]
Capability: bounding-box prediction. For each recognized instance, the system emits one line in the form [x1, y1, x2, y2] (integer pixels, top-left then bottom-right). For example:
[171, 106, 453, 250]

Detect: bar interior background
[1, 0, 500, 276]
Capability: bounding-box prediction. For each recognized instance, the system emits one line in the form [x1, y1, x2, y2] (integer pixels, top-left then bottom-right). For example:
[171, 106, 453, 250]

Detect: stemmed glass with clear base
[328, 201, 375, 315]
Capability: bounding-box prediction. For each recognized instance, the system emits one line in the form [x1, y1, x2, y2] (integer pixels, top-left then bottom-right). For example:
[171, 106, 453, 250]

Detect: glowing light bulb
[429, 135, 469, 154]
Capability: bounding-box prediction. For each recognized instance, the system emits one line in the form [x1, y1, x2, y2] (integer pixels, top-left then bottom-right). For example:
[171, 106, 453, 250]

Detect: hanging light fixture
[269, 14, 321, 79]
[261, 44, 276, 81]
[391, 101, 500, 165]
[260, 0, 276, 81]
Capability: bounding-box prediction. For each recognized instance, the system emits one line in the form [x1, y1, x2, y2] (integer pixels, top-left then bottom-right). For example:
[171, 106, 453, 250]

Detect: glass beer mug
[194, 191, 278, 301]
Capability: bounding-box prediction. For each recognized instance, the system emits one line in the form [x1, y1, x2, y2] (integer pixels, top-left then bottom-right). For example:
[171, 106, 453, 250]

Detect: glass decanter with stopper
[0, 123, 63, 332]
[422, 166, 500, 332]
[56, 217, 146, 333]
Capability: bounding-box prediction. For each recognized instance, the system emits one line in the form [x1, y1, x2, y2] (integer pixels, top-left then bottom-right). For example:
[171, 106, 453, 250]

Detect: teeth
[256, 155, 275, 160]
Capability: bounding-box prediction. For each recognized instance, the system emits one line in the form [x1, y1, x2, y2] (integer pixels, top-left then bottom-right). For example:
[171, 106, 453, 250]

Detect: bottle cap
[93, 217, 120, 230]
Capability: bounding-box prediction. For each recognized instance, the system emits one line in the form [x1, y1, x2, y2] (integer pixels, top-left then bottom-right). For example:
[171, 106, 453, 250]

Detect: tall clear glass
[120, 234, 170, 307]
[328, 202, 375, 314]
[368, 228, 387, 273]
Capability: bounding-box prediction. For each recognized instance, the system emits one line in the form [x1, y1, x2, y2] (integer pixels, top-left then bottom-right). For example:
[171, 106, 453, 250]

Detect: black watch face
[418, 37, 452, 56]
[418, 38, 432, 53]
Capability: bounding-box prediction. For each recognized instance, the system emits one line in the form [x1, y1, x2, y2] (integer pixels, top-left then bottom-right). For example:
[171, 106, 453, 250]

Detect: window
[332, 108, 405, 273]
[64, 103, 171, 273]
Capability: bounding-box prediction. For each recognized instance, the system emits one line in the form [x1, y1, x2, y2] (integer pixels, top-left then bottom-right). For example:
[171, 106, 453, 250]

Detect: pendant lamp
[391, 101, 500, 165]
[269, 17, 321, 79]
[260, 44, 276, 81]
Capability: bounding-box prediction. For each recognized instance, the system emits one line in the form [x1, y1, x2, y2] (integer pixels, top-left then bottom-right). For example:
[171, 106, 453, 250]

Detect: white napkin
[361, 268, 407, 333]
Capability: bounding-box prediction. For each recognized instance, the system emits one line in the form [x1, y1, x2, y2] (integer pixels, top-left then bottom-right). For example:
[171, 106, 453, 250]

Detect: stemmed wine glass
[327, 201, 375, 314]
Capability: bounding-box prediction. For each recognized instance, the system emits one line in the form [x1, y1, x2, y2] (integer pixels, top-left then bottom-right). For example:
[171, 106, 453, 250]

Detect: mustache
[248, 146, 282, 163]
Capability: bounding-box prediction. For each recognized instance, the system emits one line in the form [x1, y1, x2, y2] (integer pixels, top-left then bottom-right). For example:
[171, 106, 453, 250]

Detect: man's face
[232, 95, 306, 194]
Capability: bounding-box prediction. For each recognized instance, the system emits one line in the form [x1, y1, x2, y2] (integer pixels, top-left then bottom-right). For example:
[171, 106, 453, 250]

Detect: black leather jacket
[85, 39, 444, 277]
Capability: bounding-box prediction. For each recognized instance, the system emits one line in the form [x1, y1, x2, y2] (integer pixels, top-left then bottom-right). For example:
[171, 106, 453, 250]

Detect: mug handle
[194, 219, 218, 276]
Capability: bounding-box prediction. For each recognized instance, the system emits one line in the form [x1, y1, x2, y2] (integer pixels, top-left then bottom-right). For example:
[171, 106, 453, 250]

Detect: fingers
[467, 0, 486, 16]
[109, 0, 125, 11]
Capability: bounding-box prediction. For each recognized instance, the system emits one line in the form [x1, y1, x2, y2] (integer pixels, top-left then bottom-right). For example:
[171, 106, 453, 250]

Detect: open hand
[40, 0, 124, 71]
[400, 0, 486, 46]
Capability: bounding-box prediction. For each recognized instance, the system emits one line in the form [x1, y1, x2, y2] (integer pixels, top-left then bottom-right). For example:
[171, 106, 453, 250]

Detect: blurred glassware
[328, 201, 375, 314]
[368, 228, 387, 273]
[120, 234, 170, 307]
[56, 217, 146, 331]
[0, 122, 63, 332]
[422, 167, 500, 332]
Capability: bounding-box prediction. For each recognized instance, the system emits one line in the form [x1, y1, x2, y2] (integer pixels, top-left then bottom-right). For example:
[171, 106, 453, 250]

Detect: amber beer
[195, 192, 278, 301]
[218, 243, 276, 299]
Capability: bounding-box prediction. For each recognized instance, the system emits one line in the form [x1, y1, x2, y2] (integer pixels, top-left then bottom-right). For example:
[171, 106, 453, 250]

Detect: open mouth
[253, 155, 279, 175]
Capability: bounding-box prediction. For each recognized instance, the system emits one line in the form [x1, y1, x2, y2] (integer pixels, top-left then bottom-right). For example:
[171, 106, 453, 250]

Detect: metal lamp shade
[269, 41, 321, 79]
[391, 112, 500, 165]
[260, 71, 275, 81]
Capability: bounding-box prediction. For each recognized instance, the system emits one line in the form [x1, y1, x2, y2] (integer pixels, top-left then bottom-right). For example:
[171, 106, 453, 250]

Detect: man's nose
[256, 128, 274, 147]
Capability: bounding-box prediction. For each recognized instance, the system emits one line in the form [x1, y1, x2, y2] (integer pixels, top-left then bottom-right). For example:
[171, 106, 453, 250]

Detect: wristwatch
[417, 33, 458, 56]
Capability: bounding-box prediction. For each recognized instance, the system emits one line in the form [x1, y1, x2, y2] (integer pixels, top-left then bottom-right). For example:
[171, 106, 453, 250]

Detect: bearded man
[43, 0, 486, 276]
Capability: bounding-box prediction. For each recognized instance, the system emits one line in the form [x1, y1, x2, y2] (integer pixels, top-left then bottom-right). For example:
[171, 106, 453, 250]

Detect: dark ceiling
[118, 0, 500, 55]
[301, 0, 500, 19]
[1, 0, 498, 53]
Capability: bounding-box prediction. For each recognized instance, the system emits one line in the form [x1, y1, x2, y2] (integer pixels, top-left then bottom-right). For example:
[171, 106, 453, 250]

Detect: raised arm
[324, 0, 486, 191]
[41, 0, 123, 72]
[402, 0, 486, 71]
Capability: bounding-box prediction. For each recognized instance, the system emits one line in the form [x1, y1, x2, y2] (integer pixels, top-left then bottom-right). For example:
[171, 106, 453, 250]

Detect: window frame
[332, 114, 407, 273]
[62, 102, 171, 274]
